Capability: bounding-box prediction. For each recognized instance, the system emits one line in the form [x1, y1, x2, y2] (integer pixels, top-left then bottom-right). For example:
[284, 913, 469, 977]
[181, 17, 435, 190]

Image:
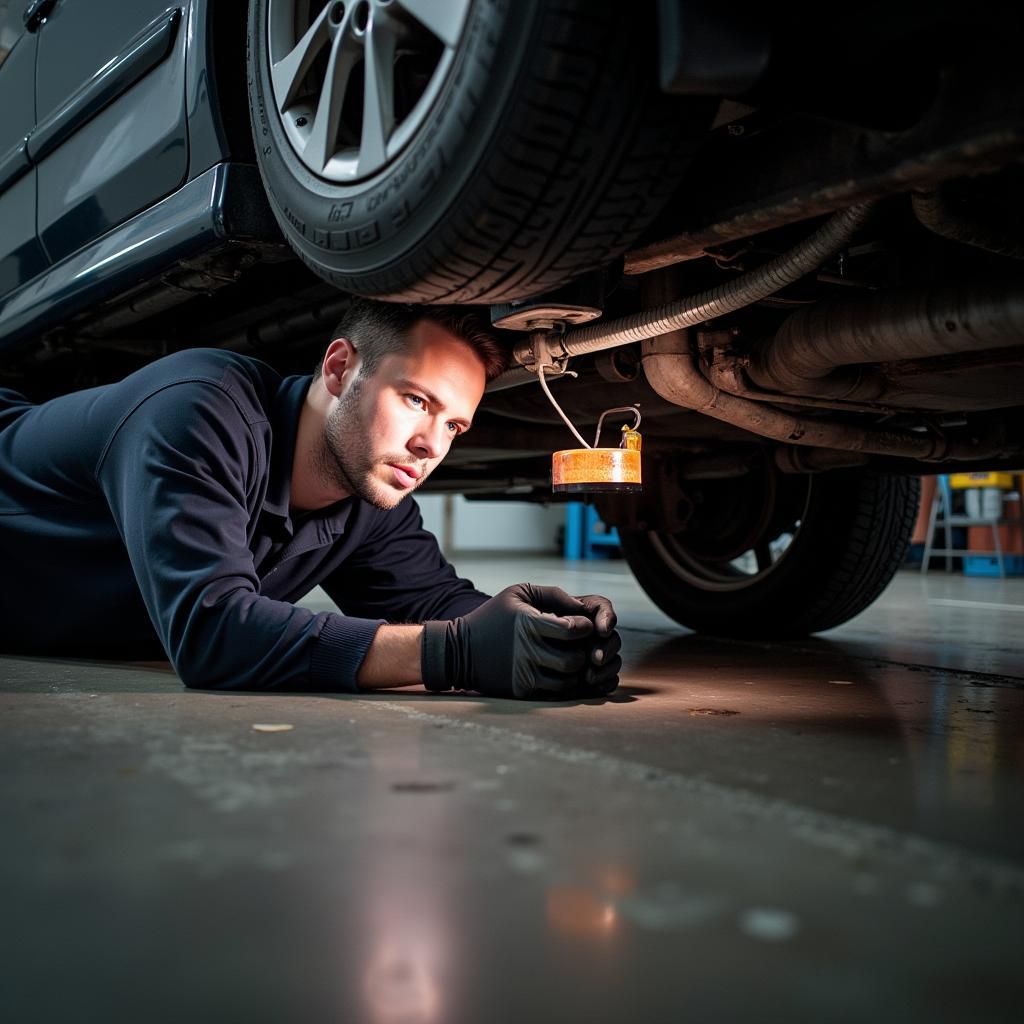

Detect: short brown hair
[315, 299, 507, 382]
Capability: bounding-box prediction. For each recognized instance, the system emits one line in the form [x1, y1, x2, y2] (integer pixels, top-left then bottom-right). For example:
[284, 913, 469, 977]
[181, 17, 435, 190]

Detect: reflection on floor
[2, 564, 1022, 1022]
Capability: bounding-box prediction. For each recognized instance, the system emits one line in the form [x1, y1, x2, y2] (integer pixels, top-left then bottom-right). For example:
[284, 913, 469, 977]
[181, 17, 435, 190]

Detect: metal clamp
[513, 326, 574, 374]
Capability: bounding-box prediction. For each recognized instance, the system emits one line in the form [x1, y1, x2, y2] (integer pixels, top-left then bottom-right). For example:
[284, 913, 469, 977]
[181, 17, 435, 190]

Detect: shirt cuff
[311, 613, 386, 692]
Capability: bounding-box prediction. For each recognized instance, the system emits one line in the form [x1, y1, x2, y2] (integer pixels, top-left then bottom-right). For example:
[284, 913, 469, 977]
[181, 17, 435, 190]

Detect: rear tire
[246, 0, 712, 303]
[620, 468, 920, 637]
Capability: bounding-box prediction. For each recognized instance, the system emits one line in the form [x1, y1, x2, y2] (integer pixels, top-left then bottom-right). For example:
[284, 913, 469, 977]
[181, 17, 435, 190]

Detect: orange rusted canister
[551, 447, 642, 493]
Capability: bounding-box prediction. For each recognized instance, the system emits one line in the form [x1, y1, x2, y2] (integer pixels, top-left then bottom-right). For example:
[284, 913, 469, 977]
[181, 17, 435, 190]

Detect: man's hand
[421, 584, 620, 698]
[572, 593, 621, 695]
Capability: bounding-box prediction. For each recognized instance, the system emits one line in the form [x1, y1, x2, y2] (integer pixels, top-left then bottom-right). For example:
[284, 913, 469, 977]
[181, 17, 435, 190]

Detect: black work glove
[572, 593, 622, 695]
[422, 584, 616, 699]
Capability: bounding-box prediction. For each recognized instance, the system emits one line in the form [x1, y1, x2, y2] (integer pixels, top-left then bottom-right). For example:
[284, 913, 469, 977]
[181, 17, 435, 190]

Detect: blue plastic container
[963, 554, 1024, 577]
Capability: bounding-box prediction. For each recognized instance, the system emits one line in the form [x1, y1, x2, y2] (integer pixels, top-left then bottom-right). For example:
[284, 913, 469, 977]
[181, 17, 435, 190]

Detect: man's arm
[98, 382, 383, 692]
[320, 497, 490, 625]
[356, 624, 423, 689]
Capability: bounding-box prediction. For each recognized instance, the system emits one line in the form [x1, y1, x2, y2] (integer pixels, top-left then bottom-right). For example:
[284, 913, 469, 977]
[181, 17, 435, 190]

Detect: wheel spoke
[271, 0, 462, 182]
[358, 18, 397, 175]
[393, 0, 470, 48]
[271, 4, 332, 113]
[306, 32, 359, 173]
[754, 542, 773, 573]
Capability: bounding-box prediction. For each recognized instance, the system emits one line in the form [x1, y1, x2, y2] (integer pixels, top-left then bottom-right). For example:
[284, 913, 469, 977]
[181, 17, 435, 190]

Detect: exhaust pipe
[746, 282, 1024, 401]
[640, 330, 1009, 461]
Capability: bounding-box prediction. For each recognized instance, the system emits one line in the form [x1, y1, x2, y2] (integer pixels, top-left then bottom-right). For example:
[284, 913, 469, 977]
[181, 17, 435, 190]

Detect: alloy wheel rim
[267, 0, 471, 182]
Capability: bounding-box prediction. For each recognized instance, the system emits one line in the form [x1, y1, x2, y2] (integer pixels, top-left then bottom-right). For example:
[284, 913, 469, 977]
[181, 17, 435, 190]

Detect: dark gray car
[1, 0, 1022, 636]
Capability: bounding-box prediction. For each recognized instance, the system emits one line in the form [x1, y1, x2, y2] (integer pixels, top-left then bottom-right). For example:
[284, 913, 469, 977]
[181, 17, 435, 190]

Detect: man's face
[320, 321, 487, 510]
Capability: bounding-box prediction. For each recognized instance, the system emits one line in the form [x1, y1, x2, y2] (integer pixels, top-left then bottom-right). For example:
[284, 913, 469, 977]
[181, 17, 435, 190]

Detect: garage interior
[3, 495, 1023, 1022]
[3, 1, 1024, 1019]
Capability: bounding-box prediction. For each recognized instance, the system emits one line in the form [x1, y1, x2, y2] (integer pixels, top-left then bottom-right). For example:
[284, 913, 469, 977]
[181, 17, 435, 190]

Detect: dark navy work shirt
[0, 349, 488, 691]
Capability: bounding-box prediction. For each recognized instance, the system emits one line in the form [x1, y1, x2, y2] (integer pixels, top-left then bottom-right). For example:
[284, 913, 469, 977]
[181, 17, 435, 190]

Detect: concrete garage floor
[2, 561, 1023, 1022]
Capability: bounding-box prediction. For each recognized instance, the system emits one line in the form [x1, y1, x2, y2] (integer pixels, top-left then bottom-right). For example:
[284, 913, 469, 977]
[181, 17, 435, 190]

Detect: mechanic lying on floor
[0, 301, 620, 699]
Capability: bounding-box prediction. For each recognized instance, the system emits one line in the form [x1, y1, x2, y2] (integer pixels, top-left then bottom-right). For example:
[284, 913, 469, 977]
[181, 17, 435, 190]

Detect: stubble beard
[318, 379, 420, 511]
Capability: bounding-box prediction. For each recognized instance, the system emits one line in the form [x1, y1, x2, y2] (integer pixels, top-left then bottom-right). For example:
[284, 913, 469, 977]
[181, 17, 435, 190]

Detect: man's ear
[321, 338, 359, 397]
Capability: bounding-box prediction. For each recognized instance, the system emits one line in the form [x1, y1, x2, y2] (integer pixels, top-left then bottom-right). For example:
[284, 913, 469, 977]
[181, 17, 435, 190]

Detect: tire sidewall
[246, 0, 537, 280]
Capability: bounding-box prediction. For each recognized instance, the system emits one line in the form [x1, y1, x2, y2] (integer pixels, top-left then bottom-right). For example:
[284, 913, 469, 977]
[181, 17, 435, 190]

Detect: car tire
[245, 0, 712, 304]
[619, 468, 920, 637]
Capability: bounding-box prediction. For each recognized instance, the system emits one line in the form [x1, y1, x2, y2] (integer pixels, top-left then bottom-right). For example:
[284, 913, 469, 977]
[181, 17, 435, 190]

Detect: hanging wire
[536, 363, 590, 448]
[536, 363, 643, 451]
[594, 406, 642, 448]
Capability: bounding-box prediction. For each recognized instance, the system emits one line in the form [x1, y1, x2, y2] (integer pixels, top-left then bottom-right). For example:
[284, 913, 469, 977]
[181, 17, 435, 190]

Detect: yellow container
[949, 472, 1015, 490]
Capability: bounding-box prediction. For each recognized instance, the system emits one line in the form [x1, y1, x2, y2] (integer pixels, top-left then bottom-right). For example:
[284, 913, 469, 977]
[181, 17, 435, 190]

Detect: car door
[0, 0, 46, 300]
[31, 0, 189, 266]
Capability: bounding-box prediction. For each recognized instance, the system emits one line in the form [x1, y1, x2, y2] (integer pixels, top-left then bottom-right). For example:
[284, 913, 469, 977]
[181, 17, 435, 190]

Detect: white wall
[416, 494, 563, 555]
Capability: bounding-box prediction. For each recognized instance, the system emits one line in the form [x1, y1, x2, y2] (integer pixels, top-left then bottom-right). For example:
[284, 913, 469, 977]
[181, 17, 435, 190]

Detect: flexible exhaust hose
[487, 204, 874, 391]
[560, 204, 875, 356]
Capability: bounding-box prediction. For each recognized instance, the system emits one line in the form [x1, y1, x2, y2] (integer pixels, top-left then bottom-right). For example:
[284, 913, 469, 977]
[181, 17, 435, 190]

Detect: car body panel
[34, 3, 189, 265]
[33, 0, 180, 122]
[0, 162, 279, 357]
[0, 14, 45, 298]
[0, 173, 44, 298]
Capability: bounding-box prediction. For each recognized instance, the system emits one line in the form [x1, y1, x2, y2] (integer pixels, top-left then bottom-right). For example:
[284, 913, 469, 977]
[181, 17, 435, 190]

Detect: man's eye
[406, 394, 425, 409]
[447, 422, 460, 435]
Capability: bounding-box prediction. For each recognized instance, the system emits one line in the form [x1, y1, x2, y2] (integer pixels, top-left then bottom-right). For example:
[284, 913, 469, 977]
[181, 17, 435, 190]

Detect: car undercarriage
[1, 0, 1021, 634]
